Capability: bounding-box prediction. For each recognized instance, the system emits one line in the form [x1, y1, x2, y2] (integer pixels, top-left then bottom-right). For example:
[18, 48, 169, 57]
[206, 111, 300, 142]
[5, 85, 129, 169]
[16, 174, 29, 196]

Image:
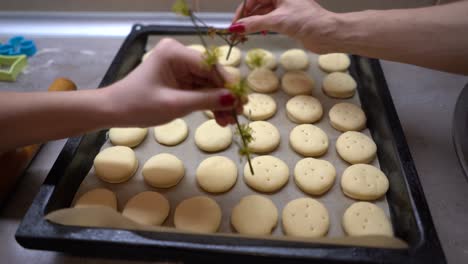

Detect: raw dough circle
[187, 44, 206, 54]
[194, 120, 233, 152]
[74, 188, 118, 210]
[342, 202, 393, 236]
[244, 155, 289, 193]
[174, 196, 222, 233]
[282, 198, 330, 237]
[196, 156, 238, 193]
[247, 68, 279, 93]
[318, 53, 351, 72]
[153, 118, 189, 146]
[231, 195, 278, 235]
[329, 103, 367, 132]
[289, 125, 329, 157]
[336, 131, 377, 164]
[286, 95, 323, 124]
[245, 48, 277, 70]
[294, 158, 336, 195]
[122, 191, 170, 226]
[223, 66, 242, 84]
[281, 71, 315, 96]
[217, 45, 241, 67]
[142, 153, 185, 188]
[204, 110, 214, 119]
[280, 49, 309, 71]
[94, 146, 138, 183]
[341, 164, 389, 200]
[322, 72, 357, 98]
[243, 93, 277, 121]
[248, 121, 281, 154]
[109, 127, 148, 147]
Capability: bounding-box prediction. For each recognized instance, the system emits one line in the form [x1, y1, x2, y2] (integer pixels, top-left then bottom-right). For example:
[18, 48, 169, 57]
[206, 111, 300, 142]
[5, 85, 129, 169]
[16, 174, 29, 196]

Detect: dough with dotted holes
[153, 119, 188, 146]
[286, 95, 323, 124]
[187, 44, 206, 54]
[74, 188, 118, 210]
[244, 155, 289, 193]
[109, 127, 148, 148]
[195, 119, 232, 152]
[294, 158, 336, 195]
[247, 68, 279, 93]
[248, 121, 281, 154]
[290, 124, 329, 157]
[93, 146, 138, 183]
[217, 45, 241, 67]
[322, 72, 357, 98]
[122, 191, 170, 226]
[280, 49, 309, 71]
[336, 131, 377, 164]
[245, 48, 277, 70]
[342, 202, 393, 236]
[341, 164, 389, 200]
[282, 198, 330, 237]
[231, 195, 278, 235]
[243, 93, 277, 121]
[281, 71, 315, 96]
[318, 53, 350, 72]
[174, 196, 222, 233]
[142, 153, 185, 188]
[196, 156, 238, 193]
[329, 102, 366, 132]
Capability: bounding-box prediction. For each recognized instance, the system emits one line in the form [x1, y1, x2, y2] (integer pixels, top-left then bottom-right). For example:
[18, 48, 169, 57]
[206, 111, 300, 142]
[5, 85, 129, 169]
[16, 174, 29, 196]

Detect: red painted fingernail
[261, 30, 268, 36]
[228, 23, 246, 33]
[219, 92, 236, 107]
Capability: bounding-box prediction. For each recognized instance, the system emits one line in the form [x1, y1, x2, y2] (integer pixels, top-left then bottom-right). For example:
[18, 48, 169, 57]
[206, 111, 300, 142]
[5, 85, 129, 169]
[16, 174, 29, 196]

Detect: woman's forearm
[333, 1, 468, 74]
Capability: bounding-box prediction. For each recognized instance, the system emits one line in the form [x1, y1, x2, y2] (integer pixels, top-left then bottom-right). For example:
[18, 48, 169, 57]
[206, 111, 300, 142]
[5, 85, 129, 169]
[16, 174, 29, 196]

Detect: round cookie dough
[286, 95, 323, 124]
[93, 146, 138, 183]
[217, 45, 241, 67]
[174, 196, 222, 233]
[244, 155, 289, 193]
[142, 153, 185, 188]
[194, 119, 233, 152]
[245, 48, 277, 70]
[342, 202, 393, 236]
[153, 118, 188, 146]
[341, 164, 389, 201]
[329, 103, 367, 132]
[109, 127, 148, 148]
[289, 125, 329, 157]
[247, 68, 279, 93]
[294, 158, 336, 196]
[322, 72, 357, 98]
[282, 198, 330, 237]
[122, 191, 170, 226]
[318, 53, 351, 72]
[280, 49, 309, 71]
[187, 44, 206, 54]
[231, 195, 278, 235]
[196, 156, 238, 193]
[336, 131, 377, 164]
[281, 71, 315, 96]
[74, 188, 117, 210]
[224, 66, 242, 84]
[248, 121, 281, 154]
[203, 110, 214, 119]
[243, 93, 277, 121]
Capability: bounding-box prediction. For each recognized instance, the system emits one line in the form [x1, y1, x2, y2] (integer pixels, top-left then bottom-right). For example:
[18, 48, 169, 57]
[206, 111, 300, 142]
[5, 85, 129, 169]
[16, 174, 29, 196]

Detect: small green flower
[202, 46, 220, 68]
[227, 79, 249, 99]
[246, 49, 266, 68]
[172, 0, 191, 16]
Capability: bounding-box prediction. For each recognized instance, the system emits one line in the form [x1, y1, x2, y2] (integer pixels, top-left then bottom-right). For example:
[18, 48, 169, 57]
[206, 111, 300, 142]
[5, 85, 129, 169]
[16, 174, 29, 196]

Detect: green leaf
[172, 0, 191, 16]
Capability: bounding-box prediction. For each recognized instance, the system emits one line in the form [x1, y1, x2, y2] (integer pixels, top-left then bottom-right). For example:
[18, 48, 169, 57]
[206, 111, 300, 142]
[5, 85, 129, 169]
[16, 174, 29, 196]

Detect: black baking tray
[15, 24, 445, 263]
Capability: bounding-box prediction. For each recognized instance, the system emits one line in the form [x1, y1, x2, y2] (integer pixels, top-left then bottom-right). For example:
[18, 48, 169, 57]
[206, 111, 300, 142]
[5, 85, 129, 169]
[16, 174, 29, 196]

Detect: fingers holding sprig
[232, 0, 277, 23]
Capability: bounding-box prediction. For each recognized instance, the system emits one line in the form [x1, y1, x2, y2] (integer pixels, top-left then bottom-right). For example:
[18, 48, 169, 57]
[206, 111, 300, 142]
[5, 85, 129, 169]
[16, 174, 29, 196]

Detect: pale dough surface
[336, 131, 377, 164]
[203, 110, 214, 119]
[280, 49, 309, 71]
[153, 118, 188, 146]
[109, 127, 148, 148]
[244, 155, 289, 193]
[341, 164, 389, 201]
[282, 198, 330, 237]
[286, 95, 323, 124]
[329, 102, 367, 132]
[342, 202, 393, 236]
[217, 45, 241, 67]
[93, 146, 138, 183]
[174, 196, 222, 233]
[322, 72, 357, 98]
[294, 158, 336, 195]
[122, 191, 170, 226]
[187, 44, 206, 53]
[142, 153, 185, 188]
[248, 121, 281, 154]
[223, 66, 242, 84]
[290, 124, 329, 157]
[231, 195, 278, 235]
[318, 53, 351, 72]
[196, 156, 238, 193]
[243, 93, 277, 121]
[74, 188, 117, 210]
[245, 48, 277, 70]
[281, 71, 315, 96]
[247, 68, 279, 93]
[194, 119, 233, 152]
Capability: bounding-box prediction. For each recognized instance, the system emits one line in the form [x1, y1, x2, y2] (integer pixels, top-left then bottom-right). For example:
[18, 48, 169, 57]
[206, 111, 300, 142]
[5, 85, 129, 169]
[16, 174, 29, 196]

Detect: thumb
[236, 14, 277, 34]
[168, 88, 237, 115]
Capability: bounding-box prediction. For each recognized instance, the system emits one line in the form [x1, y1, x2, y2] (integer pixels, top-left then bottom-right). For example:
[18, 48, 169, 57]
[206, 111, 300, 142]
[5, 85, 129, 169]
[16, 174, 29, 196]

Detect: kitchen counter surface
[1, 28, 468, 264]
